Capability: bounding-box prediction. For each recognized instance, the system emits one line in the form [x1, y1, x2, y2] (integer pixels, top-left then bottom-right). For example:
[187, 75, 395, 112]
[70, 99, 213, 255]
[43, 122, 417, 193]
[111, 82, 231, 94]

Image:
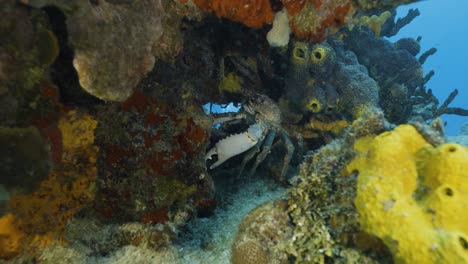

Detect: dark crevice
[42, 6, 103, 106]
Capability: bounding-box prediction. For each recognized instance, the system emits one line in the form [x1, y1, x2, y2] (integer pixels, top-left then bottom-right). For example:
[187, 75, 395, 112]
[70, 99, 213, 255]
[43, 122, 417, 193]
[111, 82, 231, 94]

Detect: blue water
[392, 0, 468, 136]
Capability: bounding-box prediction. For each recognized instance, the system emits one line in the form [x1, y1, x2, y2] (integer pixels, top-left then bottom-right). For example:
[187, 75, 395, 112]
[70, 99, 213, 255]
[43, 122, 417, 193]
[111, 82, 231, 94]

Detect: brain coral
[347, 125, 468, 263]
[232, 199, 293, 264]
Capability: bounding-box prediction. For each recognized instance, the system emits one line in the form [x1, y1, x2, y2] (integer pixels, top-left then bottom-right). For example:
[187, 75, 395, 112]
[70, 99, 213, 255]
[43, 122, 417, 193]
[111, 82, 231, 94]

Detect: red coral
[144, 110, 165, 126]
[141, 207, 169, 224]
[43, 125, 63, 164]
[282, 0, 324, 14]
[141, 131, 162, 148]
[121, 90, 149, 113]
[190, 0, 275, 28]
[146, 152, 177, 176]
[105, 145, 133, 165]
[288, 0, 354, 43]
[177, 118, 209, 154]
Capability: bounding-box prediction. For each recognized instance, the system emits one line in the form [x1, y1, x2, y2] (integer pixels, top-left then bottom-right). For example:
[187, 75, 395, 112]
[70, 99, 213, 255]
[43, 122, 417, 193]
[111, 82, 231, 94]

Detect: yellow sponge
[347, 125, 468, 263]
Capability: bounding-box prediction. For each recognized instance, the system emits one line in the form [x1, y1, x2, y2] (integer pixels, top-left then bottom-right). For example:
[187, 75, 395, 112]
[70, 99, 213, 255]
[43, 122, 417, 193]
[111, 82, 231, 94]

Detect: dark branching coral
[342, 25, 468, 123]
[380, 8, 420, 37]
[344, 26, 423, 87]
[394, 37, 421, 56]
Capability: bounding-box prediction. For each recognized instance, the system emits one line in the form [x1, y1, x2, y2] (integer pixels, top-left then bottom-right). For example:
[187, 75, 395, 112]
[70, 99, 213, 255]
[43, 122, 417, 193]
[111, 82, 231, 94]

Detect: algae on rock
[28, 0, 165, 102]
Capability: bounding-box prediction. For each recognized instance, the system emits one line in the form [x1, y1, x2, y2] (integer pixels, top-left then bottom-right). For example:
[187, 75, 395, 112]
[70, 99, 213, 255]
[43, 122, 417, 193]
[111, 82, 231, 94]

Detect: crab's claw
[205, 124, 263, 169]
[205, 147, 217, 161]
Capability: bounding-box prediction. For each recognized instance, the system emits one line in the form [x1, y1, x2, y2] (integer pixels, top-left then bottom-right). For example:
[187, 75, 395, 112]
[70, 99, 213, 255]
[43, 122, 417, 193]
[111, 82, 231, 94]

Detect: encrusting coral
[285, 0, 355, 43]
[285, 109, 389, 263]
[186, 0, 275, 28]
[348, 11, 392, 37]
[0, 126, 50, 193]
[94, 89, 213, 224]
[26, 0, 165, 102]
[347, 125, 468, 263]
[0, 111, 98, 259]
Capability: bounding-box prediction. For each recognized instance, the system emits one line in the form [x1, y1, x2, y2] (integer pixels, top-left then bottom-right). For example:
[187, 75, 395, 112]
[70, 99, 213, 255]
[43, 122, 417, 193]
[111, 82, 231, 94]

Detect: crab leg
[248, 130, 276, 177]
[212, 113, 245, 126]
[206, 124, 263, 169]
[237, 143, 260, 178]
[279, 130, 295, 181]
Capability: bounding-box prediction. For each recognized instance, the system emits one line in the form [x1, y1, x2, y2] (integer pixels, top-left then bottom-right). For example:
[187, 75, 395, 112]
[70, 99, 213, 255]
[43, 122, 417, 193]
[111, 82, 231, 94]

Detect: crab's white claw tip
[205, 147, 217, 161]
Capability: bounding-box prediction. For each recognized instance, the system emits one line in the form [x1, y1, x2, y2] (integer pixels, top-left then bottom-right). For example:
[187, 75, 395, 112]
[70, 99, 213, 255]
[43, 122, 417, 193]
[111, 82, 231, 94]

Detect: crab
[205, 94, 296, 180]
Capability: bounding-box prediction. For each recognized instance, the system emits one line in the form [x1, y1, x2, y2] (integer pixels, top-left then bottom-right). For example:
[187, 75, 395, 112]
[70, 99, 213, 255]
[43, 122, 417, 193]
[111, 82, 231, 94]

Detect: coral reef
[0, 126, 50, 193]
[154, 0, 204, 62]
[1, 0, 467, 263]
[0, 214, 24, 259]
[0, 111, 98, 259]
[347, 125, 468, 263]
[284, 39, 379, 121]
[349, 11, 392, 37]
[231, 199, 293, 264]
[94, 89, 213, 223]
[0, 2, 59, 127]
[380, 8, 420, 37]
[267, 9, 292, 47]
[286, 109, 390, 263]
[286, 0, 355, 43]
[331, 60, 379, 118]
[62, 217, 177, 258]
[341, 25, 463, 123]
[187, 0, 275, 29]
[344, 25, 422, 89]
[344, 24, 468, 122]
[187, 0, 417, 44]
[218, 73, 243, 94]
[27, 0, 165, 102]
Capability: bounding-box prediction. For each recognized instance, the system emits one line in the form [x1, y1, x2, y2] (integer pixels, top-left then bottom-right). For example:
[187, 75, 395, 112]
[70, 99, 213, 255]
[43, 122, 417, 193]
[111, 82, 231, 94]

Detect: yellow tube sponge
[347, 125, 468, 263]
